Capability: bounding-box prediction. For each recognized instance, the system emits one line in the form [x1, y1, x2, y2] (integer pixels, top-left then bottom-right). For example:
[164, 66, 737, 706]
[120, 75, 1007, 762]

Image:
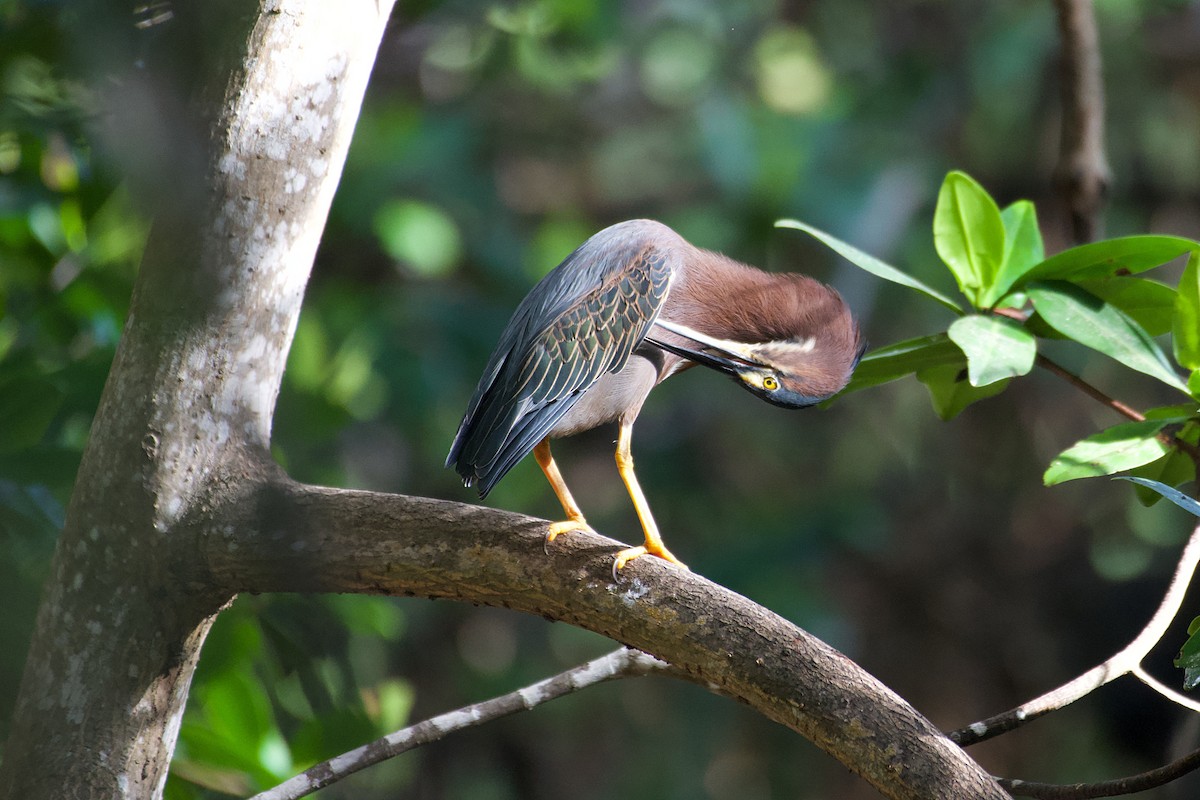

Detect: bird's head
[651, 275, 864, 408]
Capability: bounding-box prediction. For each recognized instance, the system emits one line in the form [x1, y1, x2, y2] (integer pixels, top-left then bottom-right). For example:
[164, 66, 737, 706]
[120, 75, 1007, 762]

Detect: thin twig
[998, 745, 1200, 798]
[949, 520, 1200, 746]
[249, 647, 668, 800]
[993, 309, 1143, 421]
[1034, 353, 1200, 464]
[1053, 0, 1111, 243]
[993, 311, 1200, 461]
[1034, 353, 1146, 423]
[1132, 664, 1200, 714]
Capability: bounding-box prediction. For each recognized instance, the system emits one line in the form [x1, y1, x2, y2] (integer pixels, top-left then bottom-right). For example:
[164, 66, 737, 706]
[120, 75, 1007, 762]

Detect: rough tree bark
[0, 3, 1006, 799]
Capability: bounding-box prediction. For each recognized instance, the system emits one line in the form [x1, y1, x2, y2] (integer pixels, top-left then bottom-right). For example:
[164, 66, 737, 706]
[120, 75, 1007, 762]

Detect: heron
[446, 219, 863, 576]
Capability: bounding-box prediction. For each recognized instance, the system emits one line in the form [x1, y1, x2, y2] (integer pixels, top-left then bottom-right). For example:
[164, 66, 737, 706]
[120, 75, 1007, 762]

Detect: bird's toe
[544, 518, 593, 554]
[611, 544, 688, 580]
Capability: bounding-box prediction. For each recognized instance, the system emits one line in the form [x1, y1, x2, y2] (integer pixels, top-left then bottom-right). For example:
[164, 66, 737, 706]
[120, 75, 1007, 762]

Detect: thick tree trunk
[0, 2, 396, 796]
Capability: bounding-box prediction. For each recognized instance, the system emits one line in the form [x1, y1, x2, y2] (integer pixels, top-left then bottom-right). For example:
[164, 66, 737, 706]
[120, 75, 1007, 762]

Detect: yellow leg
[612, 420, 687, 576]
[534, 438, 592, 547]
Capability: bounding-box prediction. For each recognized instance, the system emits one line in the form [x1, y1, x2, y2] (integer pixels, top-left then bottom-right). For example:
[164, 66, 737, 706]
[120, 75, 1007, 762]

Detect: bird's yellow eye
[762, 375, 779, 391]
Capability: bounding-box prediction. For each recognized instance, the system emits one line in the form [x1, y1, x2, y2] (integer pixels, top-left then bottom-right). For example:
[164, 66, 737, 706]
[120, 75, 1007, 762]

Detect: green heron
[447, 219, 863, 575]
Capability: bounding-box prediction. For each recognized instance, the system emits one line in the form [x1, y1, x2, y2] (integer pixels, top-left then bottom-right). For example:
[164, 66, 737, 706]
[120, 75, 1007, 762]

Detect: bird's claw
[611, 544, 688, 581]
[544, 518, 592, 554]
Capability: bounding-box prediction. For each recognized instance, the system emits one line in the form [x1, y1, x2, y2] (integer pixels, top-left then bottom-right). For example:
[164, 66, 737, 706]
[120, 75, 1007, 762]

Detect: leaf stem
[1033, 353, 1146, 422]
[992, 307, 1200, 463]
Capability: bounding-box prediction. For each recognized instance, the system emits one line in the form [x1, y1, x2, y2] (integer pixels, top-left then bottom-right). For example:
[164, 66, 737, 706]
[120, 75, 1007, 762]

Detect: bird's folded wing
[449, 245, 672, 496]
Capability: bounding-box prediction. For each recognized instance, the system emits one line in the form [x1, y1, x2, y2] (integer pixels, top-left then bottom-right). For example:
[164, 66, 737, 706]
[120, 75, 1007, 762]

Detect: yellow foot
[544, 518, 593, 554]
[612, 544, 688, 580]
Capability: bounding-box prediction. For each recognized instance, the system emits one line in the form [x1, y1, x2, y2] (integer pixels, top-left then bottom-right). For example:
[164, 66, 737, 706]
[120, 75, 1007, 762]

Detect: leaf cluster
[784, 171, 1200, 689]
[780, 171, 1200, 491]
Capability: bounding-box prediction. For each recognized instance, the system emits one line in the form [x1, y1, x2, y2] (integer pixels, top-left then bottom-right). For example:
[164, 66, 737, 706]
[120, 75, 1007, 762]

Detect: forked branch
[950, 520, 1200, 747]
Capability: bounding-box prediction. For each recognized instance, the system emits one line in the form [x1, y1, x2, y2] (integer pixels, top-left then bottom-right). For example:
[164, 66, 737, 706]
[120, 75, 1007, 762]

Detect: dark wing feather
[446, 221, 674, 497]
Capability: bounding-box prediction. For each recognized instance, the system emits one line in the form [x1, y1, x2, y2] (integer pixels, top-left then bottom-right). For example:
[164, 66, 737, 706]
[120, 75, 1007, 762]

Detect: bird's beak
[648, 319, 769, 374]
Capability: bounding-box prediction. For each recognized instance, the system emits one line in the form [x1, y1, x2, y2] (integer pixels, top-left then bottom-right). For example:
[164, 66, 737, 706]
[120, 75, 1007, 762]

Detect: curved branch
[201, 477, 1008, 800]
[252, 648, 668, 800]
[998, 744, 1200, 798]
[950, 520, 1200, 746]
[1131, 664, 1200, 714]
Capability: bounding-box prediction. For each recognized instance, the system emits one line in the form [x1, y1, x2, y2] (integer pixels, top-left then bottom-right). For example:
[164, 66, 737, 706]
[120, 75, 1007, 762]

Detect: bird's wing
[447, 230, 673, 497]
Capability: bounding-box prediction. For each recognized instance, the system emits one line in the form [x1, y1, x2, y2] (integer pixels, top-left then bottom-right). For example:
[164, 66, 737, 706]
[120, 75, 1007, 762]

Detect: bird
[446, 219, 863, 576]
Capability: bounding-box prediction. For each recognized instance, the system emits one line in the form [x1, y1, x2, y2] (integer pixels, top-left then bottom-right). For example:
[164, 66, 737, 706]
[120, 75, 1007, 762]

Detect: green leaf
[1176, 621, 1200, 691]
[1115, 476, 1200, 518]
[988, 200, 1044, 304]
[1174, 250, 1200, 370]
[917, 363, 1009, 420]
[1077, 276, 1177, 337]
[1044, 420, 1172, 485]
[933, 171, 1005, 307]
[1027, 281, 1189, 393]
[1018, 235, 1196, 286]
[837, 333, 965, 394]
[946, 315, 1036, 386]
[776, 219, 962, 313]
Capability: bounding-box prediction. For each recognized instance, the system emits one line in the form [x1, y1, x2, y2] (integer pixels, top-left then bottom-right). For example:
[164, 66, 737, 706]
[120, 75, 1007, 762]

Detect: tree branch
[199, 476, 1009, 800]
[950, 519, 1200, 746]
[1131, 664, 1200, 714]
[972, 323, 1200, 463]
[1053, 0, 1111, 243]
[1033, 353, 1146, 423]
[998, 745, 1200, 798]
[251, 648, 668, 800]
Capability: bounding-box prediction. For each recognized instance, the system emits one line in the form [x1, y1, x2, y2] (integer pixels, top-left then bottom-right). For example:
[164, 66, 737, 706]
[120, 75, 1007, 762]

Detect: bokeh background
[5, 0, 1200, 797]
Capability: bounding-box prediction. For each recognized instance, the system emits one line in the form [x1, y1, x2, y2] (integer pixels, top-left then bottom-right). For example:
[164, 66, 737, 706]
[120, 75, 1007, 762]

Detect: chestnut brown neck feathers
[666, 245, 864, 398]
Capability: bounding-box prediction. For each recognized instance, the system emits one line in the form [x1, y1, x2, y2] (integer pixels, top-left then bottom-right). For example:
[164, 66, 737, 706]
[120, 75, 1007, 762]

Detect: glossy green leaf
[917, 363, 1009, 420]
[946, 315, 1036, 387]
[1027, 281, 1189, 393]
[1174, 250, 1200, 370]
[1077, 276, 1176, 337]
[837, 333, 964, 394]
[933, 171, 1005, 307]
[1044, 420, 1172, 485]
[776, 218, 963, 313]
[1143, 403, 1200, 420]
[1018, 235, 1196, 286]
[1176, 619, 1200, 691]
[988, 200, 1044, 304]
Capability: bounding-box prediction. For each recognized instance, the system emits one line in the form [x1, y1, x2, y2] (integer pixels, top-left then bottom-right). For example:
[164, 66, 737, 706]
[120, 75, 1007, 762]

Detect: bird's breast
[548, 354, 661, 437]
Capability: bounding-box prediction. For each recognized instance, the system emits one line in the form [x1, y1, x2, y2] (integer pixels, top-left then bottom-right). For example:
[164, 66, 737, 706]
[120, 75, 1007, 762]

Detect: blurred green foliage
[5, 0, 1200, 797]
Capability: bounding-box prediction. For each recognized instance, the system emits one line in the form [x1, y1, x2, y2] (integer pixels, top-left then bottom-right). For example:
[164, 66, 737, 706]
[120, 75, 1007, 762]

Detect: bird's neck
[667, 248, 789, 341]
